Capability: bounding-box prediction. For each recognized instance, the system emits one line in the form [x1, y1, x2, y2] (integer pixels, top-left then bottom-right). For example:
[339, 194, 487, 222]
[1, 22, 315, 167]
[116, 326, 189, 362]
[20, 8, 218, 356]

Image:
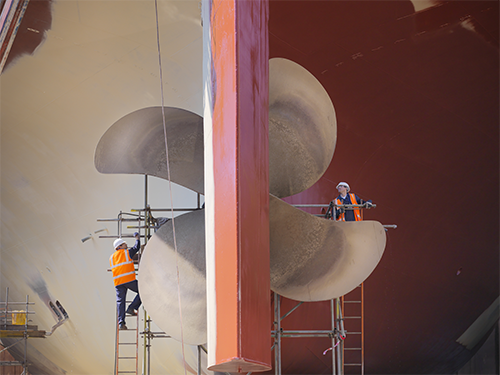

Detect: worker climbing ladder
[114, 307, 140, 375]
[341, 283, 364, 375]
[97, 175, 204, 374]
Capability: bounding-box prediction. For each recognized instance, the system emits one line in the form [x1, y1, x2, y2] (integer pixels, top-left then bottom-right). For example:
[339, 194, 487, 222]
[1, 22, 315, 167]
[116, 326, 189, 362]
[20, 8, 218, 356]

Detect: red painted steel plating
[209, 0, 271, 371]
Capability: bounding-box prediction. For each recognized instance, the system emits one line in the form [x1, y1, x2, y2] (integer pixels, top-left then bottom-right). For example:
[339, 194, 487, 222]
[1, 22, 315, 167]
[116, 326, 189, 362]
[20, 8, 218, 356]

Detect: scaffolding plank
[0, 329, 46, 338]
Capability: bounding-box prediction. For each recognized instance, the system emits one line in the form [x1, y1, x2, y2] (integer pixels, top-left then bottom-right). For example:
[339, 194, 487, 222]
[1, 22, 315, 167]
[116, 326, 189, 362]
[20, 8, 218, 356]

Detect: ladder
[114, 306, 139, 375]
[100, 176, 203, 375]
[341, 283, 364, 375]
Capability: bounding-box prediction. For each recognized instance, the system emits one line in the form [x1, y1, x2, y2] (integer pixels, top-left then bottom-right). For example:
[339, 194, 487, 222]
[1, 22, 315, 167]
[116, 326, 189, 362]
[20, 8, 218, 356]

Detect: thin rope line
[153, 0, 187, 373]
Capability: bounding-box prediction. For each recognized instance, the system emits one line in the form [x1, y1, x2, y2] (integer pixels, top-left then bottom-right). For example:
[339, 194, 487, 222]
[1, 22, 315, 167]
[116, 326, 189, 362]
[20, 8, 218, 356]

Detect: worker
[110, 233, 142, 330]
[333, 182, 372, 221]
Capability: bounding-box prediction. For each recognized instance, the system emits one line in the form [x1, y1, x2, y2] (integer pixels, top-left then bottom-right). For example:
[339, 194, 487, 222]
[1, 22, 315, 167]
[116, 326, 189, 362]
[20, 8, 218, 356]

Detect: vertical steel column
[23, 294, 28, 375]
[4, 288, 9, 329]
[143, 175, 149, 375]
[197, 345, 201, 375]
[146, 314, 151, 375]
[274, 293, 281, 375]
[203, 0, 270, 371]
[135, 313, 139, 375]
[144, 175, 148, 215]
[117, 211, 122, 238]
[331, 299, 336, 375]
[336, 298, 343, 375]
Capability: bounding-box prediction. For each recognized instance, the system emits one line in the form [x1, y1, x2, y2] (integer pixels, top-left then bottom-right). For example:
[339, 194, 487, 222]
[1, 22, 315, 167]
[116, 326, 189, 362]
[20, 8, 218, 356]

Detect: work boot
[126, 308, 137, 316]
[119, 323, 128, 330]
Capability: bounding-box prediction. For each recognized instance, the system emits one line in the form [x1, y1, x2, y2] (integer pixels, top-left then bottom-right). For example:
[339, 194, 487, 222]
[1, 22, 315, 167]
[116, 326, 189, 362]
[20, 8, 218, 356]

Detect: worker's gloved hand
[365, 202, 373, 208]
[337, 207, 345, 214]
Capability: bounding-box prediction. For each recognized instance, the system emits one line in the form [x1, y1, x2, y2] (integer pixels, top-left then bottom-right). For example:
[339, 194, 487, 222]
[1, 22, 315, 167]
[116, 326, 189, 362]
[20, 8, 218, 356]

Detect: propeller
[95, 58, 385, 345]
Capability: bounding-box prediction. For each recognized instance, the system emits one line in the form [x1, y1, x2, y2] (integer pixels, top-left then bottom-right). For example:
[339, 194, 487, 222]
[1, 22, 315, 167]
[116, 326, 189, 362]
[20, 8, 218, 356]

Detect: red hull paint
[5, 1, 497, 374]
[209, 0, 271, 371]
[268, 1, 499, 374]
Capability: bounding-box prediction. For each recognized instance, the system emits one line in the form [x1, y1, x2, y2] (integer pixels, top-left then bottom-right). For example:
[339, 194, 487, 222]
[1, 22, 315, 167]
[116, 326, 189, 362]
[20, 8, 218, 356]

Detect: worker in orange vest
[333, 182, 372, 221]
[110, 233, 141, 330]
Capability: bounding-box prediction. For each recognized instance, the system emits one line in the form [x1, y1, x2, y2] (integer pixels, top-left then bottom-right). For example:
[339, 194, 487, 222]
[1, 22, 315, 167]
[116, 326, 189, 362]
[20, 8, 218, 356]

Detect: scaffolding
[98, 175, 203, 375]
[0, 288, 44, 375]
[271, 201, 396, 375]
[272, 289, 362, 375]
[98, 177, 393, 375]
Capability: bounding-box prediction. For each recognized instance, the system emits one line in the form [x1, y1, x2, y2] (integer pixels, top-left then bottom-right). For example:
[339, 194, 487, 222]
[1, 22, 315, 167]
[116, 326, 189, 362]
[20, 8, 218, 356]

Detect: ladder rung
[344, 364, 362, 366]
[117, 372, 137, 374]
[118, 357, 137, 359]
[344, 316, 362, 319]
[118, 342, 138, 345]
[344, 348, 362, 350]
[343, 301, 361, 303]
[346, 332, 361, 334]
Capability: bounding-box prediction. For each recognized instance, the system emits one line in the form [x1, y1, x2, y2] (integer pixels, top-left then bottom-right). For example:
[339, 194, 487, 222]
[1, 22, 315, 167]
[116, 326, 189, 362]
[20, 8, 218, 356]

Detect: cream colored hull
[1, 1, 207, 374]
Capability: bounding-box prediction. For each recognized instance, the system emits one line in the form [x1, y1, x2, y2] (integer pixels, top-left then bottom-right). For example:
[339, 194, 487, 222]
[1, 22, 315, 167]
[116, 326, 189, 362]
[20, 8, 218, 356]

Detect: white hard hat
[113, 238, 126, 249]
[336, 182, 350, 191]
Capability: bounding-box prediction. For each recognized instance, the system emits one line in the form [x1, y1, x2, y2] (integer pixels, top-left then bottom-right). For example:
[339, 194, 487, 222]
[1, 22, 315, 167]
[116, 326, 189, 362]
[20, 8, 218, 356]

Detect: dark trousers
[115, 280, 141, 324]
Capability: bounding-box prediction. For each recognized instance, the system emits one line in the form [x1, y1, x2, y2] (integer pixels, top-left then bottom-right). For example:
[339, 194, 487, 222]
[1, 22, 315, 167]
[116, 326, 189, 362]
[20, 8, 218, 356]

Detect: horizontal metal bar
[118, 357, 136, 359]
[0, 302, 35, 305]
[131, 208, 199, 212]
[0, 361, 24, 366]
[100, 235, 139, 239]
[383, 224, 397, 229]
[277, 334, 333, 338]
[343, 301, 361, 303]
[337, 203, 375, 208]
[344, 348, 362, 350]
[97, 218, 142, 222]
[344, 364, 362, 366]
[118, 343, 137, 345]
[141, 334, 170, 338]
[292, 204, 329, 208]
[272, 330, 334, 334]
[344, 316, 362, 319]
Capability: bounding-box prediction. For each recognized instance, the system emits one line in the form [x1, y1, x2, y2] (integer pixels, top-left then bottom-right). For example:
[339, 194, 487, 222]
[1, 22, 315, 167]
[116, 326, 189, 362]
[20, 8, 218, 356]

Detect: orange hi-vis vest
[110, 249, 136, 286]
[336, 193, 362, 222]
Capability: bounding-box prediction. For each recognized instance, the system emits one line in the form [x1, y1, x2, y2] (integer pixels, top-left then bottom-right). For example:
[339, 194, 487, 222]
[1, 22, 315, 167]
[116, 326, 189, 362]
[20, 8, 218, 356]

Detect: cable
[322, 333, 346, 355]
[153, 1, 187, 374]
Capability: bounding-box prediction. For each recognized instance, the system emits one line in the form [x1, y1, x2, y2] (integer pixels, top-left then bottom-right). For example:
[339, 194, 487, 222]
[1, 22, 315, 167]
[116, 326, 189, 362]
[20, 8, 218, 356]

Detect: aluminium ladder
[341, 283, 364, 375]
[114, 305, 140, 375]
